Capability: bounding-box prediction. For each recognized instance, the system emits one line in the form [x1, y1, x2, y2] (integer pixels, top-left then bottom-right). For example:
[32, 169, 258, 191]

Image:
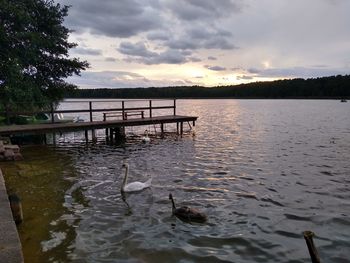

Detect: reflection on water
[1, 99, 350, 263]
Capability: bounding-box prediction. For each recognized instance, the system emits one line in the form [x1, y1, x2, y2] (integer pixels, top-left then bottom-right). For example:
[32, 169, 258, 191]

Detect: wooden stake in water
[303, 231, 321, 263]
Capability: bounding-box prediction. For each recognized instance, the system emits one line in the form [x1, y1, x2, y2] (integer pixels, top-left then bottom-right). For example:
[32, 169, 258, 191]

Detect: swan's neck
[121, 166, 128, 191]
[170, 196, 176, 212]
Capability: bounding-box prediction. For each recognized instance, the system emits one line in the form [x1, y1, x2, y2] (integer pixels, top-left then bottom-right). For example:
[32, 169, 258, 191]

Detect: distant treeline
[65, 75, 350, 99]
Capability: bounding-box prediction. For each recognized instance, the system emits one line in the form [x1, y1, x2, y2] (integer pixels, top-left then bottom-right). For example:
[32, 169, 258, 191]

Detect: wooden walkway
[0, 115, 197, 136]
[0, 168, 24, 263]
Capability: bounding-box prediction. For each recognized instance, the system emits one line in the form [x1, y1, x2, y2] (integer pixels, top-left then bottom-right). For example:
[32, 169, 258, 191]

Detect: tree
[0, 0, 88, 115]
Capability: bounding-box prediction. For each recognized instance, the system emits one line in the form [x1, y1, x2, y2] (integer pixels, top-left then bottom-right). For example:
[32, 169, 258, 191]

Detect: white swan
[141, 130, 150, 143]
[121, 163, 152, 193]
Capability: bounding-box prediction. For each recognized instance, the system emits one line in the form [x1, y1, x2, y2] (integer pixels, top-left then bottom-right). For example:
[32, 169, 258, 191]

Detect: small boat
[35, 113, 84, 123]
[340, 99, 347, 102]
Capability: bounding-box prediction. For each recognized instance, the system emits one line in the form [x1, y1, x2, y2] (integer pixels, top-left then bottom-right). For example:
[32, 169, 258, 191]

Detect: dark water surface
[1, 99, 350, 263]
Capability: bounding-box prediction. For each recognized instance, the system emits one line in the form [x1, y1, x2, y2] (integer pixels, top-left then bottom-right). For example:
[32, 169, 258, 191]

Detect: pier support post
[91, 129, 97, 143]
[84, 130, 88, 143]
[176, 122, 179, 135]
[115, 127, 125, 143]
[50, 103, 55, 123]
[180, 122, 183, 137]
[107, 127, 126, 144]
[149, 100, 152, 118]
[109, 128, 114, 144]
[52, 132, 56, 146]
[161, 123, 164, 134]
[105, 128, 109, 143]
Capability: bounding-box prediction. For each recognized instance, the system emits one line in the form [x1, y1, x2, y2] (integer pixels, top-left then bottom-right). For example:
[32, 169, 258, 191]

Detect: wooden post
[50, 103, 55, 123]
[110, 128, 114, 144]
[122, 101, 125, 120]
[193, 120, 196, 127]
[161, 123, 164, 134]
[187, 121, 192, 130]
[89, 101, 93, 122]
[176, 122, 179, 135]
[103, 112, 108, 143]
[173, 99, 176, 115]
[149, 100, 152, 118]
[141, 111, 144, 118]
[180, 122, 183, 137]
[84, 130, 88, 143]
[303, 231, 321, 263]
[89, 101, 96, 141]
[52, 132, 56, 146]
[92, 130, 96, 143]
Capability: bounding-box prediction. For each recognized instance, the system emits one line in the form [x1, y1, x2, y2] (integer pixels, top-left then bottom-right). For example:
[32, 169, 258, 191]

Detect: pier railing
[0, 99, 177, 124]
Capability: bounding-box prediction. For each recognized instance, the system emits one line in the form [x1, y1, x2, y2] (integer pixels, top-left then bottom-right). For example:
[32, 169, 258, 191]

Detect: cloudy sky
[57, 0, 350, 89]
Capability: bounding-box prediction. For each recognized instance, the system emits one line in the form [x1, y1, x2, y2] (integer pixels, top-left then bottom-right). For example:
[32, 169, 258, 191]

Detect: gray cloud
[59, 0, 161, 37]
[146, 31, 171, 41]
[189, 57, 202, 62]
[236, 75, 253, 80]
[205, 65, 227, 71]
[105, 57, 118, 62]
[166, 27, 237, 50]
[67, 71, 151, 89]
[67, 71, 198, 88]
[118, 41, 197, 65]
[57, 0, 350, 87]
[72, 47, 103, 56]
[247, 68, 261, 74]
[59, 0, 239, 51]
[254, 66, 350, 79]
[166, 0, 242, 21]
[118, 42, 156, 57]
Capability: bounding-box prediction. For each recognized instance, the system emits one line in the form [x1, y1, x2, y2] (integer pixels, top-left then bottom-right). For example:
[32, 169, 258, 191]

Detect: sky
[57, 0, 350, 89]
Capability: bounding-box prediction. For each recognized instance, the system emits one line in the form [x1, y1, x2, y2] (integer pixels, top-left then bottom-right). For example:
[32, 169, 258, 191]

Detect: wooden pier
[0, 99, 197, 143]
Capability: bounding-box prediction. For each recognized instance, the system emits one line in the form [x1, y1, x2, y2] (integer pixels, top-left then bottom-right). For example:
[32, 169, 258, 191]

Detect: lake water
[1, 99, 350, 263]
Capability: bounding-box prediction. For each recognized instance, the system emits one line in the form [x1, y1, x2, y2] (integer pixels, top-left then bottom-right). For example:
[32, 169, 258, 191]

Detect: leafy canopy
[0, 0, 88, 112]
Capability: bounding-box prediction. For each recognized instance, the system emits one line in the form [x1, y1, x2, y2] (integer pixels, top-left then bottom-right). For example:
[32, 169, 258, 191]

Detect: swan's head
[122, 163, 129, 169]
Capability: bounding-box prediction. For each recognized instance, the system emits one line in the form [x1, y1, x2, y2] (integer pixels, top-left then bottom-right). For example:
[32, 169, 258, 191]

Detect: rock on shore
[0, 140, 23, 161]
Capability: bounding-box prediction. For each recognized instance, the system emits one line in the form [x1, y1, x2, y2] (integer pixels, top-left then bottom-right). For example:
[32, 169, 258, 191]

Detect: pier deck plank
[0, 115, 197, 135]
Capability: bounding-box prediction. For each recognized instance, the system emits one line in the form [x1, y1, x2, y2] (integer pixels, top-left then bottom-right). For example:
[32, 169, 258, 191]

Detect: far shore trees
[0, 0, 88, 121]
[65, 75, 350, 99]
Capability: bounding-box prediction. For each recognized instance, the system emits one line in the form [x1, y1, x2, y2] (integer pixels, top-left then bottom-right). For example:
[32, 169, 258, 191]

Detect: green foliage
[65, 75, 350, 99]
[0, 0, 88, 114]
